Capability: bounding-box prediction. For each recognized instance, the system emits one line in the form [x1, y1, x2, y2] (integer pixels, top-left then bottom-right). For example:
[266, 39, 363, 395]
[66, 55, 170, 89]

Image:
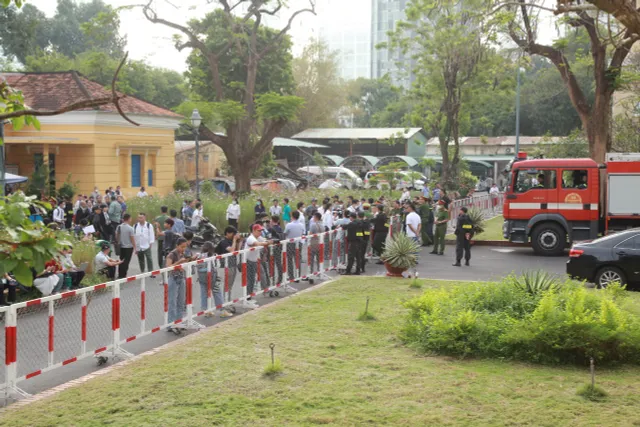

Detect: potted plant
[380, 233, 420, 277]
[466, 207, 486, 244]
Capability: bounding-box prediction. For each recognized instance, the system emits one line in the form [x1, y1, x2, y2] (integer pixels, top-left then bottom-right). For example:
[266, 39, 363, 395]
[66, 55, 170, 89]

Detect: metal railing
[1, 229, 345, 403]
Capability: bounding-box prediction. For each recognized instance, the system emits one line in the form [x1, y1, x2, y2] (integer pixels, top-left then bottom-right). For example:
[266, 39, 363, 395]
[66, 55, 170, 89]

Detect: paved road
[0, 243, 567, 405]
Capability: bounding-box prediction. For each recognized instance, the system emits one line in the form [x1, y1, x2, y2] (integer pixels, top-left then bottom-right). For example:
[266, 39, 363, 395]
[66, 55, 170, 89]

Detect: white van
[364, 170, 427, 190]
[297, 166, 364, 189]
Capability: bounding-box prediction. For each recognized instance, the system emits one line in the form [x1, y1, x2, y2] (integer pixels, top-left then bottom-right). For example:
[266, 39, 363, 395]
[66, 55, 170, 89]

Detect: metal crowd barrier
[1, 229, 346, 403]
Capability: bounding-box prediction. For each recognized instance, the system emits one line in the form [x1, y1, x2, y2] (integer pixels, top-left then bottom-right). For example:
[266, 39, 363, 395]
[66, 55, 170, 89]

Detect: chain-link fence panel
[119, 279, 143, 342]
[84, 285, 115, 356]
[51, 293, 85, 368]
[15, 300, 51, 379]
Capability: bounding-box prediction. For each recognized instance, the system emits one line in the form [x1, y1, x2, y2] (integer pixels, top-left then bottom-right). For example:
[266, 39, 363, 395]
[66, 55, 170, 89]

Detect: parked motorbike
[190, 218, 222, 247]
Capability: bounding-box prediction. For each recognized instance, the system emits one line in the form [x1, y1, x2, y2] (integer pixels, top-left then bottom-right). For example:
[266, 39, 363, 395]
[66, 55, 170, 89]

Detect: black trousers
[455, 235, 471, 262]
[286, 242, 302, 280]
[0, 279, 16, 304]
[157, 240, 165, 272]
[228, 218, 238, 229]
[346, 240, 363, 273]
[119, 247, 134, 279]
[372, 232, 387, 257]
[68, 271, 85, 288]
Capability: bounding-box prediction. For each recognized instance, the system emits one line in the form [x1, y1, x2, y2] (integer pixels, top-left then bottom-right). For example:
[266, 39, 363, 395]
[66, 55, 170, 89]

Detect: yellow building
[2, 71, 183, 198]
[174, 140, 226, 182]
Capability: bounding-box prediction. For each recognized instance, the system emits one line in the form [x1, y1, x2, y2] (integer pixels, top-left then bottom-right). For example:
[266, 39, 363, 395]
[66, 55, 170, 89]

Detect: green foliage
[403, 277, 640, 365]
[173, 179, 190, 192]
[381, 233, 420, 270]
[200, 180, 215, 197]
[357, 311, 377, 321]
[283, 40, 344, 136]
[0, 192, 71, 287]
[409, 278, 423, 289]
[57, 174, 79, 200]
[0, 80, 41, 143]
[252, 152, 277, 179]
[466, 207, 486, 236]
[263, 359, 283, 377]
[346, 76, 405, 127]
[576, 384, 608, 402]
[255, 93, 305, 122]
[508, 271, 560, 296]
[185, 9, 294, 103]
[211, 100, 246, 126]
[532, 130, 589, 159]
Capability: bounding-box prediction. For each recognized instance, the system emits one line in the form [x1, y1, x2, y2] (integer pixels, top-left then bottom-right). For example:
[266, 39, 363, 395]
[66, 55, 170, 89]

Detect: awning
[4, 173, 28, 184]
[341, 155, 380, 168]
[274, 137, 328, 149]
[322, 155, 344, 166]
[378, 155, 419, 168]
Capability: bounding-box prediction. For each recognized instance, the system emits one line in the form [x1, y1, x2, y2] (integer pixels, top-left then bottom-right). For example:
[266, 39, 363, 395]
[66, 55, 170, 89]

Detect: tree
[143, 1, 314, 192]
[386, 0, 492, 187]
[345, 76, 403, 128]
[0, 0, 125, 63]
[501, 0, 639, 163]
[282, 39, 344, 136]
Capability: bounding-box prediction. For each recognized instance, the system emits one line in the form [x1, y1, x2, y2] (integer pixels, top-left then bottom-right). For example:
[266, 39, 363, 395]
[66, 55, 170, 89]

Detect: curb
[1, 277, 340, 412]
[444, 240, 528, 247]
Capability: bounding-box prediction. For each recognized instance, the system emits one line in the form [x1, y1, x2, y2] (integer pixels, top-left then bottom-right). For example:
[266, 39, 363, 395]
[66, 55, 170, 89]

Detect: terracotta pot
[384, 262, 407, 277]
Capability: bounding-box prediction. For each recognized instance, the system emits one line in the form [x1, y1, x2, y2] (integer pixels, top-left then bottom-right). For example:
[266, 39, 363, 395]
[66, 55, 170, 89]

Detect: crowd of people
[3, 183, 478, 314]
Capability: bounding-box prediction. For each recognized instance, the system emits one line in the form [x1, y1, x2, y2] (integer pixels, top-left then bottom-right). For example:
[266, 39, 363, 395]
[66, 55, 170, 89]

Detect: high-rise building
[371, 0, 414, 88]
[316, 0, 372, 80]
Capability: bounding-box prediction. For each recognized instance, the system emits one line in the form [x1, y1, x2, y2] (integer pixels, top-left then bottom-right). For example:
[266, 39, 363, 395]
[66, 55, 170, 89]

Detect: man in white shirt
[322, 204, 334, 231]
[269, 199, 282, 217]
[401, 188, 412, 203]
[137, 187, 149, 198]
[191, 202, 204, 229]
[134, 212, 156, 272]
[405, 203, 422, 244]
[226, 199, 240, 228]
[296, 202, 306, 234]
[244, 224, 271, 309]
[53, 201, 66, 229]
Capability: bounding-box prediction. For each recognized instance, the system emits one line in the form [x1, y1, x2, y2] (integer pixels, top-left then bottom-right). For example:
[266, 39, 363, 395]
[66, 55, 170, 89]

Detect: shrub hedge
[403, 276, 640, 365]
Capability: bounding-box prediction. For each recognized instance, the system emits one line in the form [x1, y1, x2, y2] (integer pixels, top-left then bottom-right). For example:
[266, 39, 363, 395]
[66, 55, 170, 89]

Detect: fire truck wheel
[531, 223, 566, 256]
[595, 267, 626, 289]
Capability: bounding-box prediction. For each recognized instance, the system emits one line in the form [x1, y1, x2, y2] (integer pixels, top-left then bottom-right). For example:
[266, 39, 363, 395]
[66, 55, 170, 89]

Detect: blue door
[131, 155, 141, 187]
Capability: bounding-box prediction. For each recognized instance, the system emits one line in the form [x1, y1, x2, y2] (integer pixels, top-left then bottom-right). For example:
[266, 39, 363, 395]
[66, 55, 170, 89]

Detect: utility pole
[191, 109, 203, 198]
[0, 121, 5, 197]
[515, 66, 522, 156]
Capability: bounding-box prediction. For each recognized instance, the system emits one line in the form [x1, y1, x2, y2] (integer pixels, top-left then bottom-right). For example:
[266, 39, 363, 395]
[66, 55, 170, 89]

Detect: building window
[131, 154, 141, 188]
[203, 154, 210, 162]
[148, 169, 153, 187]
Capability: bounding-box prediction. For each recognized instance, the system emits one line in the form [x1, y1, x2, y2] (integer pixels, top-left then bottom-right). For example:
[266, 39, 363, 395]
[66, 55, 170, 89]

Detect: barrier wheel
[97, 356, 108, 366]
[309, 279, 315, 285]
[274, 291, 280, 297]
[229, 306, 237, 314]
[269, 291, 275, 297]
[171, 327, 183, 336]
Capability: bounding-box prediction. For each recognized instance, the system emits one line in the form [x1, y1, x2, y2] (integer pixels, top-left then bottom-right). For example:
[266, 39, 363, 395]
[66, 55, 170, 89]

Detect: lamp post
[515, 66, 524, 156]
[191, 109, 202, 198]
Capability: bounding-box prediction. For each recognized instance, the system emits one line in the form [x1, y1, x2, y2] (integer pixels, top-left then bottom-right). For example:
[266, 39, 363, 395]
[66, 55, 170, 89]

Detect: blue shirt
[172, 217, 186, 234]
[284, 221, 305, 239]
[422, 186, 431, 198]
[433, 188, 441, 201]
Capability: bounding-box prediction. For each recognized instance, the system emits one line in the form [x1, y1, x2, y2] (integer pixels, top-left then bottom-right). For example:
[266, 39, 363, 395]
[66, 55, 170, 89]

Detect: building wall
[4, 116, 178, 198]
[175, 143, 225, 182]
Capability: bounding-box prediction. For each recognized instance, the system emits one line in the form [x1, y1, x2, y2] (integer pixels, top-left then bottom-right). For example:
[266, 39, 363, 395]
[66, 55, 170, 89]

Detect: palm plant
[510, 270, 561, 295]
[466, 207, 486, 236]
[381, 233, 420, 270]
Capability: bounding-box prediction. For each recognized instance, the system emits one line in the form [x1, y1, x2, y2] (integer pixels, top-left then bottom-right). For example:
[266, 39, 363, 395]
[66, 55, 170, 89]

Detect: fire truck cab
[502, 153, 640, 256]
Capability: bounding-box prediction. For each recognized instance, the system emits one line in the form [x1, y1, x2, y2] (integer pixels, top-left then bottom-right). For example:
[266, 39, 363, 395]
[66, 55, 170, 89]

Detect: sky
[28, 0, 319, 72]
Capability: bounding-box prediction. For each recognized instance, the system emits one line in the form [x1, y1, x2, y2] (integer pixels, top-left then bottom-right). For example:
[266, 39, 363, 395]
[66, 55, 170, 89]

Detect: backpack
[134, 222, 152, 234]
[163, 231, 178, 256]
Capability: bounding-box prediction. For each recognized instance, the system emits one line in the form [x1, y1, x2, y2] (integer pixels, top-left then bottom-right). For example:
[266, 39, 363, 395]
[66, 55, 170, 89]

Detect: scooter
[190, 218, 222, 247]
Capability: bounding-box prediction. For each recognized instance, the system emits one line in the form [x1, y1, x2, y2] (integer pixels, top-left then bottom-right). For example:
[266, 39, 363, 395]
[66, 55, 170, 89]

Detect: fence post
[111, 282, 121, 357]
[47, 300, 54, 367]
[185, 265, 194, 321]
[241, 252, 248, 302]
[207, 259, 213, 313]
[282, 241, 288, 284]
[81, 292, 87, 355]
[140, 277, 146, 336]
[4, 305, 17, 401]
[163, 271, 169, 327]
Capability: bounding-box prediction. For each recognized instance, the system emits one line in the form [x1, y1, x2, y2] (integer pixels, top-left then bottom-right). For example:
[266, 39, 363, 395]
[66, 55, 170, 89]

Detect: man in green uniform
[453, 206, 473, 266]
[154, 206, 170, 269]
[418, 197, 433, 247]
[430, 200, 448, 255]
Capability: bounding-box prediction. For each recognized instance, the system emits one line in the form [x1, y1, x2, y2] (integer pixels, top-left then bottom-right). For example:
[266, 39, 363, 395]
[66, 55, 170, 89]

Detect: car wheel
[595, 266, 626, 289]
[531, 223, 566, 256]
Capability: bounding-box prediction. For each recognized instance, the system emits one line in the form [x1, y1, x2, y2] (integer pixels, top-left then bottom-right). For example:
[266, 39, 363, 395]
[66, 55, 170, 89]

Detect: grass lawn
[4, 277, 640, 426]
[447, 214, 504, 241]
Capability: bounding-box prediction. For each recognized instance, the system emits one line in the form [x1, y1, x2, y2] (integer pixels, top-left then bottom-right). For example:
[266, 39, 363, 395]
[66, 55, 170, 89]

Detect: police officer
[342, 212, 362, 275]
[357, 211, 369, 273]
[371, 204, 388, 263]
[453, 206, 473, 267]
[431, 200, 448, 255]
[418, 196, 433, 247]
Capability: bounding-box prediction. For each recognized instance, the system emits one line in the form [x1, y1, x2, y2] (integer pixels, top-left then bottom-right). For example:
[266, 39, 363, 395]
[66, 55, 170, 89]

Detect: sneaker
[241, 300, 259, 309]
[219, 311, 233, 318]
[204, 311, 215, 318]
[284, 285, 298, 293]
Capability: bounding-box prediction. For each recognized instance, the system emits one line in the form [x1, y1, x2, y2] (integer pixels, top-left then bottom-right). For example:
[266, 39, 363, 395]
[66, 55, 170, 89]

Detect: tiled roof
[426, 136, 560, 146]
[2, 71, 182, 118]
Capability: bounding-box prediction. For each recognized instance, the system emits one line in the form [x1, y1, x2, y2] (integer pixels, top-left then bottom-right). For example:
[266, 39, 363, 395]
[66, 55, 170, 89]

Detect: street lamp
[191, 109, 202, 198]
[514, 66, 525, 156]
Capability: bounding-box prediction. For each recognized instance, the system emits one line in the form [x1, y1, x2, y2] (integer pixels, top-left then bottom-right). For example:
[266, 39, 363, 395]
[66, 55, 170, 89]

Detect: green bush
[403, 277, 640, 365]
[173, 179, 191, 192]
[200, 180, 215, 196]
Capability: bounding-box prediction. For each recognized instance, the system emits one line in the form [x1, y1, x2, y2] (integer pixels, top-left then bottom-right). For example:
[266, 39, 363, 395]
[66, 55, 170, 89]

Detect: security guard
[342, 212, 362, 275]
[430, 200, 448, 255]
[358, 211, 369, 273]
[418, 196, 433, 247]
[371, 204, 388, 263]
[453, 206, 473, 266]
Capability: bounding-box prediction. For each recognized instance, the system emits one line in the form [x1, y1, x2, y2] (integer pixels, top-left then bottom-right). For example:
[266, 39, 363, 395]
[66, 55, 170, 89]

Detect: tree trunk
[586, 89, 612, 164]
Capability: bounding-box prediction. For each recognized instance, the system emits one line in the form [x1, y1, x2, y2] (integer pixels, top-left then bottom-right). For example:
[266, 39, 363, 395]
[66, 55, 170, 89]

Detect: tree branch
[0, 54, 138, 125]
[258, 0, 316, 58]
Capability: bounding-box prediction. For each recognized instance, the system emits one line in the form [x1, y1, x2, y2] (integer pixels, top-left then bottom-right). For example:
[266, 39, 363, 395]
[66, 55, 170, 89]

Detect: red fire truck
[502, 152, 640, 256]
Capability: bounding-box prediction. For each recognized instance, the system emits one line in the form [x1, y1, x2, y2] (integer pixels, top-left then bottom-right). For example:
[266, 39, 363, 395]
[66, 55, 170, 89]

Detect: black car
[567, 228, 640, 288]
